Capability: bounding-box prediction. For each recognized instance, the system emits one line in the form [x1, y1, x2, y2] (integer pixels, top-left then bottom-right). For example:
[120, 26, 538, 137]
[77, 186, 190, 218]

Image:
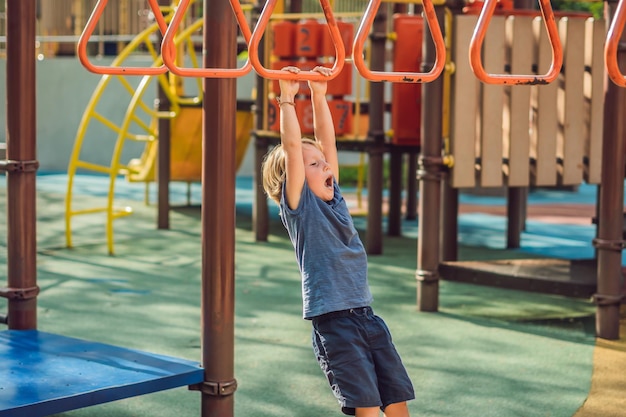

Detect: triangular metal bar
[469, 0, 562, 85]
[352, 0, 446, 83]
[77, 0, 170, 76]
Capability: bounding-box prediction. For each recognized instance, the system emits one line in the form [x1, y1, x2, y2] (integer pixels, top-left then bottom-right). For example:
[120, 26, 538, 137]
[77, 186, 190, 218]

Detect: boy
[262, 66, 414, 417]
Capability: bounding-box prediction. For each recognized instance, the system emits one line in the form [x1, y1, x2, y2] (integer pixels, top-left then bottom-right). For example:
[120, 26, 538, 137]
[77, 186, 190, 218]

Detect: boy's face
[302, 143, 334, 202]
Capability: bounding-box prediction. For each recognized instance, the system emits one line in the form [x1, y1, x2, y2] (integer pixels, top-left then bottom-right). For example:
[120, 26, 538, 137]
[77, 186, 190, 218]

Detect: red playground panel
[391, 14, 423, 146]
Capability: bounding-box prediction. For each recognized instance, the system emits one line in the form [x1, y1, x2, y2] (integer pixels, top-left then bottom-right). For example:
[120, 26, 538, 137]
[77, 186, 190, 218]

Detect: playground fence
[450, 14, 605, 188]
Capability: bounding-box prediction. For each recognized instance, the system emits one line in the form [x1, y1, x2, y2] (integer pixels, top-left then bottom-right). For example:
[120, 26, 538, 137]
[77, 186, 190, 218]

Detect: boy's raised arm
[279, 67, 305, 210]
[308, 66, 339, 183]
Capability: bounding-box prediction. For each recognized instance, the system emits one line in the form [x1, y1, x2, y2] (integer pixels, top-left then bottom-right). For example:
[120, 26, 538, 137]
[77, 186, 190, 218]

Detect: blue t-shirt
[280, 180, 373, 319]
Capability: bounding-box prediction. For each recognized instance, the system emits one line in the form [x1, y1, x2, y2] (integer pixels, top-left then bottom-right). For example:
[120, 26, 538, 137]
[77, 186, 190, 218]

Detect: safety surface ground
[0, 174, 624, 417]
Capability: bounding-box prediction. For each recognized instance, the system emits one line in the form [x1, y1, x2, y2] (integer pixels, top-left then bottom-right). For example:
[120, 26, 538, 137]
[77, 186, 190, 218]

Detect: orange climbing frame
[247, 0, 346, 81]
[606, 0, 626, 87]
[77, 0, 170, 75]
[352, 0, 445, 83]
[161, 0, 253, 77]
[469, 0, 563, 85]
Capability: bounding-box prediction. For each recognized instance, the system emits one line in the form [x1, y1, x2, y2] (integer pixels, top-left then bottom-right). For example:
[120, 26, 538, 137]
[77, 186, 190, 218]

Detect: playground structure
[64, 0, 433, 254]
[251, 0, 448, 248]
[251, 0, 621, 319]
[1, 1, 625, 417]
[65, 0, 255, 255]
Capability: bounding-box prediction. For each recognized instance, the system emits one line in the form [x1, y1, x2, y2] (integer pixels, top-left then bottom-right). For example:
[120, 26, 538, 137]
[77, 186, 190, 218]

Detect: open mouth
[325, 176, 333, 188]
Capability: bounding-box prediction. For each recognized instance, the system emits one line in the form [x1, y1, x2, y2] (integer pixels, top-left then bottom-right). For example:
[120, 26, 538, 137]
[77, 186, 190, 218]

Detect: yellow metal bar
[69, 207, 109, 215]
[111, 209, 134, 219]
[91, 112, 127, 133]
[114, 75, 141, 97]
[127, 134, 157, 142]
[441, 7, 454, 167]
[74, 160, 113, 174]
[68, 206, 133, 217]
[268, 12, 364, 20]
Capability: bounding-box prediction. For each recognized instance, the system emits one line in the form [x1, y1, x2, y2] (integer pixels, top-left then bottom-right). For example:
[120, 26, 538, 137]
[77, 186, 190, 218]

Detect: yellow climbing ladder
[65, 3, 253, 254]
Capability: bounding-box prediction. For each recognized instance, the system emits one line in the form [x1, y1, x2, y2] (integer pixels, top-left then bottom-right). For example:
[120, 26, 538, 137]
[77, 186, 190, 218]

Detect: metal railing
[0, 0, 204, 58]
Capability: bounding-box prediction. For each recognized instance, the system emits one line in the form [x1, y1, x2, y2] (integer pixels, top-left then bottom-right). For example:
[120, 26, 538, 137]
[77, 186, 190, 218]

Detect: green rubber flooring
[0, 175, 605, 416]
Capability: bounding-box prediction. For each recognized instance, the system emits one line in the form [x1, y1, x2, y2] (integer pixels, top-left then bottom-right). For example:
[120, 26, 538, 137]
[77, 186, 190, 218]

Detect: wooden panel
[40, 0, 72, 33]
[506, 15, 533, 187]
[479, 16, 506, 187]
[557, 17, 586, 185]
[450, 14, 599, 189]
[450, 15, 480, 188]
[531, 16, 559, 186]
[584, 18, 605, 184]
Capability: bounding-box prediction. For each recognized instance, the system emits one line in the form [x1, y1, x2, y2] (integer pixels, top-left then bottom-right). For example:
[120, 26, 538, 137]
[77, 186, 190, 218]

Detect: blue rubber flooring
[0, 330, 203, 417]
[42, 173, 625, 264]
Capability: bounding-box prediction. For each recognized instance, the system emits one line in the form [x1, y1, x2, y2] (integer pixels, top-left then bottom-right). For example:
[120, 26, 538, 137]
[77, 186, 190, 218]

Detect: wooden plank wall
[558, 17, 586, 185]
[450, 16, 480, 188]
[532, 17, 559, 185]
[584, 18, 606, 184]
[507, 16, 533, 187]
[450, 14, 605, 188]
[479, 16, 506, 187]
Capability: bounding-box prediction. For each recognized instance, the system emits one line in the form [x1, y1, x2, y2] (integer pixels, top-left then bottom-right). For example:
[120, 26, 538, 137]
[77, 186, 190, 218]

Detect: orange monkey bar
[78, 0, 170, 75]
[606, 0, 626, 87]
[469, 0, 563, 85]
[352, 0, 445, 83]
[247, 0, 346, 81]
[161, 0, 253, 77]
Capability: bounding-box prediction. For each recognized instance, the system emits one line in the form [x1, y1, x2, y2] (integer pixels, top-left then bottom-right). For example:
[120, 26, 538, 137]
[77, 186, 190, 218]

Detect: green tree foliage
[552, 0, 604, 19]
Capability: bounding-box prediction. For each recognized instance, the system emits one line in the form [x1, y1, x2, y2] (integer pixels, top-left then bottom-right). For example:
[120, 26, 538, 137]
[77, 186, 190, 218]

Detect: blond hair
[262, 138, 323, 204]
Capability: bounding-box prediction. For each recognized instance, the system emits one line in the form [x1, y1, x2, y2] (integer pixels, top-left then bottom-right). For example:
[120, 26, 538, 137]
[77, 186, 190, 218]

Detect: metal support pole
[253, 0, 269, 242]
[199, 0, 237, 414]
[157, 0, 171, 230]
[365, 6, 387, 255]
[388, 149, 403, 236]
[417, 5, 445, 311]
[594, 0, 626, 340]
[440, 180, 458, 262]
[2, 0, 39, 330]
[156, 89, 171, 229]
[406, 151, 418, 220]
[506, 187, 527, 248]
[253, 133, 270, 241]
[439, 0, 467, 263]
[505, 1, 531, 250]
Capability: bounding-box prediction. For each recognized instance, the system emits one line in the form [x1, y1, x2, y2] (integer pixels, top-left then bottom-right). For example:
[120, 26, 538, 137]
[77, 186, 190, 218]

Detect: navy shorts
[311, 306, 415, 416]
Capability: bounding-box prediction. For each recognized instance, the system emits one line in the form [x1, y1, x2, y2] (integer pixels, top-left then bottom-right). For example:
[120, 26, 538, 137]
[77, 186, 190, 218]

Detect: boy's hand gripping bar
[78, 0, 170, 75]
[247, 0, 346, 81]
[469, 0, 562, 85]
[161, 0, 253, 77]
[352, 0, 446, 83]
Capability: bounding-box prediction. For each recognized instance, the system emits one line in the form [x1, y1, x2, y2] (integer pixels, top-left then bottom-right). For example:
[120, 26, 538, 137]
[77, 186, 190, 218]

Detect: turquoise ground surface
[41, 173, 625, 263]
